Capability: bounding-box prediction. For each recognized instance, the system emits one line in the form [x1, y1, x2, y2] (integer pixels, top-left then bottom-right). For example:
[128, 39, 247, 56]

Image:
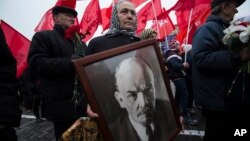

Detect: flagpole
[151, 0, 160, 39]
[163, 20, 167, 38]
[186, 8, 193, 44]
[184, 8, 193, 63]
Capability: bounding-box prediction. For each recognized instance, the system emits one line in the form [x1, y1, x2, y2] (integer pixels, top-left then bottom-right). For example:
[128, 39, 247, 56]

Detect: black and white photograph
[73, 39, 181, 141]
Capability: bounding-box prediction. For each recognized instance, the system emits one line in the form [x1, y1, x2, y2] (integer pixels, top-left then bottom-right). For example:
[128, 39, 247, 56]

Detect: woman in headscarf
[84, 1, 184, 137]
[85, 0, 140, 55]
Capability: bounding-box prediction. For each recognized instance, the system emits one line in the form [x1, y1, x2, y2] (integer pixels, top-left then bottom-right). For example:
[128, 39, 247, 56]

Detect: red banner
[35, 0, 77, 32]
[1, 20, 31, 78]
[151, 9, 174, 39]
[101, 4, 112, 32]
[80, 0, 102, 42]
[170, 0, 211, 44]
[137, 0, 162, 34]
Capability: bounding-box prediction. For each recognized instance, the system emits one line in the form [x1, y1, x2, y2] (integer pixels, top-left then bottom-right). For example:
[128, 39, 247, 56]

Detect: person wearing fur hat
[192, 0, 249, 140]
[28, 5, 87, 140]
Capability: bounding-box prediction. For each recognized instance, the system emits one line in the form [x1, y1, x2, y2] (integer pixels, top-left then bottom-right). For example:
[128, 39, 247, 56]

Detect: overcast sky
[0, 0, 249, 40]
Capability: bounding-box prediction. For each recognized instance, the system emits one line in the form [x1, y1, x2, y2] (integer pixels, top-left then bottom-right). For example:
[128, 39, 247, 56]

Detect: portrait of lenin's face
[115, 57, 156, 126]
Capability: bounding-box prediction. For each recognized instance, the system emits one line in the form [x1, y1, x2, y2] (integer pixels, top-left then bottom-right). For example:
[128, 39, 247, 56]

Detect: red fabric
[176, 5, 210, 44]
[64, 25, 81, 39]
[34, 9, 54, 32]
[169, 0, 210, 11]
[101, 4, 112, 32]
[171, 0, 211, 44]
[172, 0, 211, 29]
[137, 2, 151, 35]
[151, 9, 175, 39]
[137, 0, 162, 34]
[80, 0, 102, 42]
[114, 0, 146, 7]
[1, 20, 31, 78]
[129, 0, 146, 7]
[35, 0, 77, 32]
[55, 0, 76, 7]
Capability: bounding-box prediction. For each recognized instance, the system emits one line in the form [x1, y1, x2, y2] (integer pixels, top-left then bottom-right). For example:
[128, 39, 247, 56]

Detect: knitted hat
[211, 0, 245, 9]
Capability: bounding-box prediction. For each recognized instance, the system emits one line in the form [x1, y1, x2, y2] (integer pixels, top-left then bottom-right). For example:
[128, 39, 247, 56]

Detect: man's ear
[114, 91, 125, 108]
[221, 2, 230, 11]
[53, 15, 60, 22]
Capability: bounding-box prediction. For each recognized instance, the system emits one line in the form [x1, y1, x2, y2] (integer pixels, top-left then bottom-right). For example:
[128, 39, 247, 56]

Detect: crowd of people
[1, 0, 249, 141]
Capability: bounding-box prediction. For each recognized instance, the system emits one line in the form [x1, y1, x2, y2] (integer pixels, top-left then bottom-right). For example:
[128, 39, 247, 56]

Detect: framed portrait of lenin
[73, 39, 182, 141]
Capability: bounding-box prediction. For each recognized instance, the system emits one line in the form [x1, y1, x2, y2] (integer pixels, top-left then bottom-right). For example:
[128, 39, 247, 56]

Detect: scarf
[106, 2, 138, 37]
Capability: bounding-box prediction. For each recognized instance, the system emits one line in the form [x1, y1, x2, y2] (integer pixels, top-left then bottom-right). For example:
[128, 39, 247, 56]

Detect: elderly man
[28, 5, 87, 140]
[192, 0, 249, 140]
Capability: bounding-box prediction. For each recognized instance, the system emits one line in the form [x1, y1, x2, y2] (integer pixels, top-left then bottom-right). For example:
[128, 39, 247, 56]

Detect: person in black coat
[0, 20, 22, 141]
[192, 0, 249, 140]
[28, 6, 87, 140]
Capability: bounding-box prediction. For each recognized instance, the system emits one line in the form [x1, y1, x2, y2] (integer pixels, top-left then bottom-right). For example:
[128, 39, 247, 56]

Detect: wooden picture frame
[73, 39, 181, 141]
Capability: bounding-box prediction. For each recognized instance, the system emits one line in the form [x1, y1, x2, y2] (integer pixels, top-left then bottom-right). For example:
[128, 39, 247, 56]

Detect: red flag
[130, 0, 146, 7]
[171, 0, 210, 28]
[170, 0, 211, 44]
[101, 4, 112, 32]
[113, 0, 146, 7]
[169, 0, 210, 11]
[137, 0, 162, 34]
[101, 0, 147, 32]
[80, 0, 102, 42]
[176, 6, 210, 44]
[151, 9, 175, 39]
[1, 20, 31, 78]
[35, 0, 77, 32]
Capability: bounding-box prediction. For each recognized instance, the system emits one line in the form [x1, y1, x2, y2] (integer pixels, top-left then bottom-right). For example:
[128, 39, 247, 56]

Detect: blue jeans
[172, 78, 188, 116]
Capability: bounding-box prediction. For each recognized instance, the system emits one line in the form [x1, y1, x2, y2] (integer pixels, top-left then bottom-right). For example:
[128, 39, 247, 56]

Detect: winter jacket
[0, 28, 21, 127]
[192, 15, 250, 112]
[28, 24, 87, 121]
[86, 33, 140, 55]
